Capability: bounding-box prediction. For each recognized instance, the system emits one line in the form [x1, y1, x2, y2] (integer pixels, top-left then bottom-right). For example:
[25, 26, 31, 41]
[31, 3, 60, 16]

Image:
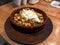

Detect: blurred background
[0, 0, 12, 6]
[0, 0, 60, 6]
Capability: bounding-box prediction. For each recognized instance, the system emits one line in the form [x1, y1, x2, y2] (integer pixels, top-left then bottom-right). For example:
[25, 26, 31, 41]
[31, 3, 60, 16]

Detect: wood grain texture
[0, 0, 60, 45]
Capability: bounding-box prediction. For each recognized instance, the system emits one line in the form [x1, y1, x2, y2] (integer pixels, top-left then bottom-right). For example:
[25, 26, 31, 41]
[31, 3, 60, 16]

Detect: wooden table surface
[0, 0, 60, 45]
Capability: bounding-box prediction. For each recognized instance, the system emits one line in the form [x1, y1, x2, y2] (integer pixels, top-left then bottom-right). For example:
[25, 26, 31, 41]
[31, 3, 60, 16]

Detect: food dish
[9, 6, 48, 33]
[13, 8, 44, 27]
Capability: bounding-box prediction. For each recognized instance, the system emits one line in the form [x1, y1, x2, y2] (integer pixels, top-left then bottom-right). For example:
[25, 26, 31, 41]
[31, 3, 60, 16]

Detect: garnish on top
[13, 8, 44, 27]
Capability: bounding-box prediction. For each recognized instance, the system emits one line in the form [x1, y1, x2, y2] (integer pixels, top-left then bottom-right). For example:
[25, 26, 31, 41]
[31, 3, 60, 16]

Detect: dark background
[0, 0, 12, 6]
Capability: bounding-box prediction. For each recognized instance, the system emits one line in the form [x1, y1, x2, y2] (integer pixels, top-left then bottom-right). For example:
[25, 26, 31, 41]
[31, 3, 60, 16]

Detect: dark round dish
[5, 17, 53, 44]
[9, 6, 48, 33]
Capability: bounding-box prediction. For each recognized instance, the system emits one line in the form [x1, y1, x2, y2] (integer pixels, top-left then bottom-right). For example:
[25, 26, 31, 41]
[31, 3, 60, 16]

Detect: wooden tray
[4, 17, 53, 45]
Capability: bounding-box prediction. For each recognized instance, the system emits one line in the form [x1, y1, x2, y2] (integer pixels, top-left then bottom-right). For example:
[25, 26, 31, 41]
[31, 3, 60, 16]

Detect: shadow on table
[0, 35, 10, 45]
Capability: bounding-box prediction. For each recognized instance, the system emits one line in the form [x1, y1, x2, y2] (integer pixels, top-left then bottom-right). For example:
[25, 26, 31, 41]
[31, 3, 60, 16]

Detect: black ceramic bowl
[9, 6, 48, 33]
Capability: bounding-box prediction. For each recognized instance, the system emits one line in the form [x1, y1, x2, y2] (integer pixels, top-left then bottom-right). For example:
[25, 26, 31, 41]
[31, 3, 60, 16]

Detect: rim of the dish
[9, 6, 48, 28]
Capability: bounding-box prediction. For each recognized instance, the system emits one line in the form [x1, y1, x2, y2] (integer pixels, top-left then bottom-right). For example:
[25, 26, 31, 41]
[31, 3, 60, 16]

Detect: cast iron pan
[4, 17, 53, 45]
